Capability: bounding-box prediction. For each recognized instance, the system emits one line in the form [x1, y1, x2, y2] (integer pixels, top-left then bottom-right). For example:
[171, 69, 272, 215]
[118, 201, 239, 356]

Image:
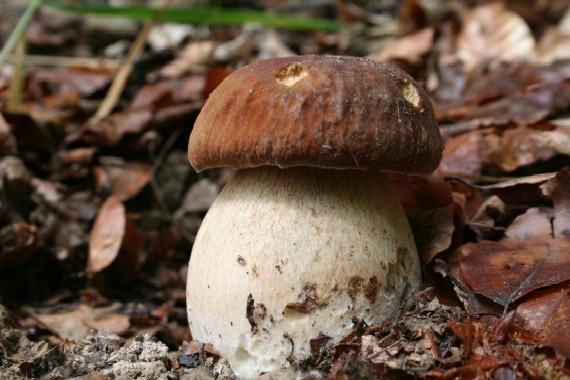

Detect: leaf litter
[1, 0, 570, 379]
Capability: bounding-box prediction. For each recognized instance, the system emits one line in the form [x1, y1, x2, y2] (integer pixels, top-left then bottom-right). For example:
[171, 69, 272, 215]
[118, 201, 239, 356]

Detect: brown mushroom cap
[188, 55, 442, 174]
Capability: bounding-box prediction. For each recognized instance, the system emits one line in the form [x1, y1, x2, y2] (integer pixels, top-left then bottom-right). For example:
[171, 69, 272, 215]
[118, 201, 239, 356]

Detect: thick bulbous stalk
[186, 166, 421, 378]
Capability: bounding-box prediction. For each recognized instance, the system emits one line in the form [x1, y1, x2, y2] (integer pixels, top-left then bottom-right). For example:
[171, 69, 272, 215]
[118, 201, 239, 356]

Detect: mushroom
[186, 56, 442, 378]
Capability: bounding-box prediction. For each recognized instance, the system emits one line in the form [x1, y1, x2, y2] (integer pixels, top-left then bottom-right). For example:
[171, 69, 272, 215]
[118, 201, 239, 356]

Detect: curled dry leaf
[467, 195, 506, 240]
[442, 126, 570, 175]
[389, 173, 453, 214]
[159, 41, 215, 78]
[491, 126, 570, 172]
[72, 109, 152, 147]
[370, 27, 434, 65]
[504, 207, 552, 240]
[34, 304, 94, 340]
[83, 312, 131, 334]
[0, 222, 40, 268]
[479, 172, 556, 205]
[458, 233, 570, 306]
[516, 281, 570, 358]
[441, 129, 487, 176]
[94, 162, 151, 202]
[540, 167, 570, 236]
[457, 3, 535, 71]
[88, 196, 126, 273]
[462, 64, 544, 106]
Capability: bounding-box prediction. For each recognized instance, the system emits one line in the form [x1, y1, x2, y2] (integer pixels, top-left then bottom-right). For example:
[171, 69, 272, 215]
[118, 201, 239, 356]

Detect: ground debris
[322, 296, 569, 379]
[0, 303, 226, 380]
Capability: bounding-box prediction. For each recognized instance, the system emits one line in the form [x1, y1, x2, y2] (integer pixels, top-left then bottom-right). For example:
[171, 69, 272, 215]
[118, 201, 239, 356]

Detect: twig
[91, 0, 174, 122]
[0, 0, 43, 67]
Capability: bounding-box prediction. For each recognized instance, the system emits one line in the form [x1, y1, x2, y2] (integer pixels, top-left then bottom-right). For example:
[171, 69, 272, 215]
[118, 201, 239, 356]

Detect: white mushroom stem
[186, 166, 421, 378]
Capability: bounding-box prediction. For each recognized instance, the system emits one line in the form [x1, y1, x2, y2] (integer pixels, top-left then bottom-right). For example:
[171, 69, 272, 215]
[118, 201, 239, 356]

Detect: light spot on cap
[275, 62, 308, 87]
[399, 80, 420, 107]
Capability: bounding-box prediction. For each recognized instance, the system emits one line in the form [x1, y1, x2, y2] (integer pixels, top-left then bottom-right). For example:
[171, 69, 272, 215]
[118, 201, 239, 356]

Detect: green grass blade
[44, 3, 342, 31]
[0, 0, 43, 67]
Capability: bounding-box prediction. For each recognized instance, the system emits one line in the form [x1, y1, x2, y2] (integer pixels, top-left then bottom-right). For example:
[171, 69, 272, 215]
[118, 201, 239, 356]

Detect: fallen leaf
[540, 167, 570, 236]
[409, 205, 456, 264]
[504, 207, 553, 241]
[83, 312, 130, 334]
[389, 173, 453, 214]
[0, 223, 40, 268]
[491, 126, 570, 172]
[87, 196, 126, 273]
[441, 129, 487, 176]
[34, 304, 94, 340]
[478, 172, 556, 205]
[370, 28, 434, 65]
[94, 161, 151, 202]
[516, 281, 570, 358]
[458, 234, 570, 306]
[457, 3, 535, 71]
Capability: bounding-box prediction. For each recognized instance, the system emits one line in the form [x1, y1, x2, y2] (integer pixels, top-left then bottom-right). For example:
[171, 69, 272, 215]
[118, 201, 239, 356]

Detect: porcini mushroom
[186, 56, 442, 378]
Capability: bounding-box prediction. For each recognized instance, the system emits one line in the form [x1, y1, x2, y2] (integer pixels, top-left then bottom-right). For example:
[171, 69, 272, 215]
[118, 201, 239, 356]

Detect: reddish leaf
[370, 28, 434, 65]
[389, 173, 453, 214]
[441, 129, 487, 176]
[87, 196, 126, 273]
[480, 172, 556, 205]
[516, 281, 570, 358]
[409, 205, 456, 264]
[459, 234, 570, 306]
[94, 161, 151, 202]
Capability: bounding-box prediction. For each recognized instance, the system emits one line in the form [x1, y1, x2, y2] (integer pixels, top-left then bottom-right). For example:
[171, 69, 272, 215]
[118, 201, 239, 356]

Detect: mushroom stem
[186, 166, 421, 378]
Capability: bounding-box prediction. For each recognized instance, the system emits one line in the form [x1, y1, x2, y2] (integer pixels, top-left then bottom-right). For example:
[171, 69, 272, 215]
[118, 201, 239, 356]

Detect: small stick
[91, 0, 173, 122]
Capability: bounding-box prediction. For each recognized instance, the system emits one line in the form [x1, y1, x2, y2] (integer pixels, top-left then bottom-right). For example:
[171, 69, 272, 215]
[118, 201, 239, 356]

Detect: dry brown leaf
[87, 196, 126, 273]
[83, 312, 130, 334]
[504, 207, 552, 241]
[0, 223, 40, 268]
[541, 167, 570, 236]
[457, 3, 535, 71]
[94, 162, 151, 202]
[389, 173, 453, 215]
[467, 195, 506, 240]
[479, 172, 556, 205]
[159, 40, 215, 78]
[441, 129, 487, 176]
[536, 27, 570, 64]
[73, 109, 152, 147]
[409, 205, 456, 264]
[458, 234, 570, 306]
[34, 304, 94, 340]
[497, 127, 570, 172]
[516, 281, 570, 358]
[462, 64, 544, 106]
[370, 28, 434, 64]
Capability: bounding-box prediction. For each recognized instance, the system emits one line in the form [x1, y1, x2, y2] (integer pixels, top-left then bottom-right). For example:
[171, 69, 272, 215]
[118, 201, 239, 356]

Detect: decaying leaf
[0, 222, 40, 268]
[370, 27, 434, 65]
[541, 167, 570, 235]
[457, 3, 535, 71]
[458, 229, 570, 307]
[87, 196, 126, 273]
[516, 281, 570, 358]
[94, 161, 151, 202]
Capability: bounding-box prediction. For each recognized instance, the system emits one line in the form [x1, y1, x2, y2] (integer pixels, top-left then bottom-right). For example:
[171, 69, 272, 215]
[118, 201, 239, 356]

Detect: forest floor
[0, 0, 569, 379]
